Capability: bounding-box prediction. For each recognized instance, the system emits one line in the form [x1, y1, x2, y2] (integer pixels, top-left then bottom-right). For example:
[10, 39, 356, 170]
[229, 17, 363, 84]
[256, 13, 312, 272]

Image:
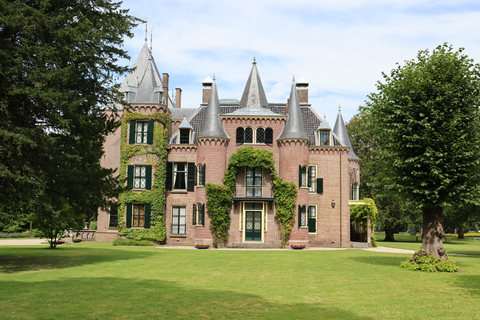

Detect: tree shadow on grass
[349, 255, 408, 267]
[0, 246, 152, 273]
[0, 277, 375, 320]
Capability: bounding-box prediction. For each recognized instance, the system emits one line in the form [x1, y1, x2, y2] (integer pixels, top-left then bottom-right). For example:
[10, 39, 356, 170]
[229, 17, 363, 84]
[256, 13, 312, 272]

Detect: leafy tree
[347, 110, 420, 241]
[364, 44, 480, 258]
[0, 0, 140, 247]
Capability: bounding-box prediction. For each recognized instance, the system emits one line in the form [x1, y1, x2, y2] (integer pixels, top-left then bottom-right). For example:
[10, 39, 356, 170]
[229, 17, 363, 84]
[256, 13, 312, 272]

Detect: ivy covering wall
[117, 112, 170, 241]
[206, 147, 298, 247]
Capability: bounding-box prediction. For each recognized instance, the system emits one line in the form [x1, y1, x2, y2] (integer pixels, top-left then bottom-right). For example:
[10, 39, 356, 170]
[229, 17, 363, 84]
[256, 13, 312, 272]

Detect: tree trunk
[457, 225, 465, 239]
[383, 224, 396, 242]
[421, 207, 446, 259]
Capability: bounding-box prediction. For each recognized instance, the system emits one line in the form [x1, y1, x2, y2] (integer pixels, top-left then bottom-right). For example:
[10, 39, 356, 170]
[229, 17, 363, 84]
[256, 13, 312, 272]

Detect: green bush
[400, 249, 459, 272]
[89, 221, 97, 230]
[113, 238, 155, 246]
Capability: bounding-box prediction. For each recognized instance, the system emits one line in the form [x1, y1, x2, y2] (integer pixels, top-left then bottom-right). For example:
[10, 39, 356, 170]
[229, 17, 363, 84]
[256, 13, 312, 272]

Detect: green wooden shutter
[359, 184, 362, 200]
[127, 165, 134, 187]
[316, 178, 323, 194]
[298, 205, 302, 227]
[166, 162, 173, 190]
[194, 165, 198, 186]
[129, 121, 136, 144]
[144, 204, 151, 228]
[298, 165, 302, 187]
[200, 204, 205, 226]
[187, 162, 195, 192]
[202, 164, 206, 185]
[147, 120, 154, 144]
[192, 204, 197, 225]
[145, 165, 152, 190]
[126, 203, 132, 228]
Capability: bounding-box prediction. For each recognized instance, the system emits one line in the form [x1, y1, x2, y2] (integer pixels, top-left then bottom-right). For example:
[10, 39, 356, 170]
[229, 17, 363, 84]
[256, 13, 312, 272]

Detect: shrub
[400, 249, 459, 272]
[0, 232, 40, 238]
[113, 238, 155, 246]
[89, 221, 97, 230]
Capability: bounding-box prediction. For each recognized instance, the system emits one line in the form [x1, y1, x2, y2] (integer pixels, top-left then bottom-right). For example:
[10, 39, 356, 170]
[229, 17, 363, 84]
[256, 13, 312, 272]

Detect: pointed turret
[333, 107, 358, 158]
[197, 78, 229, 139]
[120, 43, 164, 104]
[227, 59, 277, 116]
[277, 79, 309, 141]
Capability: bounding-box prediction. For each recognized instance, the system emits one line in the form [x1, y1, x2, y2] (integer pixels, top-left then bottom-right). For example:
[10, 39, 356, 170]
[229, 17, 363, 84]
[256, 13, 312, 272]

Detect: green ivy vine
[117, 112, 170, 242]
[206, 147, 297, 248]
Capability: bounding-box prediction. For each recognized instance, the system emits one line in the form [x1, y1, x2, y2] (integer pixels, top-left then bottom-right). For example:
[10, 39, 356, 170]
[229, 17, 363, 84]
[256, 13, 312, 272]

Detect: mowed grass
[0, 242, 479, 319]
[377, 232, 480, 256]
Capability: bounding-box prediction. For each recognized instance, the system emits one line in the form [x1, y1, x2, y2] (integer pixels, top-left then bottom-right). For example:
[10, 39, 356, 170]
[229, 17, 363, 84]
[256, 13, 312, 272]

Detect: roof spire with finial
[145, 18, 148, 44]
[198, 77, 229, 139]
[150, 27, 153, 52]
[277, 78, 309, 141]
[333, 105, 358, 158]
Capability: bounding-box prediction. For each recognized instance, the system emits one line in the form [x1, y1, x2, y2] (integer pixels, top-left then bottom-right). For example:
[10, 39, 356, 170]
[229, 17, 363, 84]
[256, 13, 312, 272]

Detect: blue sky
[118, 0, 480, 123]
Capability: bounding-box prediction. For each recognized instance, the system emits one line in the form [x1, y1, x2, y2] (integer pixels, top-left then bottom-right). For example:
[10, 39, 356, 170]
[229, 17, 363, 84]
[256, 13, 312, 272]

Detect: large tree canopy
[364, 44, 480, 257]
[0, 0, 140, 246]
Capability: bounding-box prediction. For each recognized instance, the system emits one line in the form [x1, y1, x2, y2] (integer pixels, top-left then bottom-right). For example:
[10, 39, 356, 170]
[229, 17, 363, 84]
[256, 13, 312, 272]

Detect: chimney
[296, 77, 309, 104]
[162, 73, 169, 104]
[202, 76, 213, 104]
[175, 88, 182, 108]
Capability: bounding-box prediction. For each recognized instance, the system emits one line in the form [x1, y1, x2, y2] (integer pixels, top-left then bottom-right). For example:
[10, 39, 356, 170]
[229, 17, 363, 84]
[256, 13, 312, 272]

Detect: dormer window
[319, 130, 331, 146]
[179, 128, 191, 144]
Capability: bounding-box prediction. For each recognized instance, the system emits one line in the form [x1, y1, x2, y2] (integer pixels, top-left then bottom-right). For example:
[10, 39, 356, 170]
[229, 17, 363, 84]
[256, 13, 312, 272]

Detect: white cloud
[119, 0, 480, 123]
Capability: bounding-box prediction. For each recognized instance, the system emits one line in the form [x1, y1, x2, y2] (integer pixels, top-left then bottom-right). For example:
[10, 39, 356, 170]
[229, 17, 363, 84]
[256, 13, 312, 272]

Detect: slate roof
[277, 80, 309, 141]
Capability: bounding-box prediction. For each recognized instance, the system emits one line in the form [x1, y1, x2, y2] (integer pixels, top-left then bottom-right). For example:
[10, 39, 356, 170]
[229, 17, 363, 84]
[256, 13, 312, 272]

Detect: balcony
[232, 185, 274, 201]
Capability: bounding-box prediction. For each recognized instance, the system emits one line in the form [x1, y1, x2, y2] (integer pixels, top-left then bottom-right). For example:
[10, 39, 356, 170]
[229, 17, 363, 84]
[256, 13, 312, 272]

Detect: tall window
[320, 130, 331, 146]
[244, 127, 253, 143]
[136, 121, 149, 144]
[179, 128, 191, 144]
[132, 204, 145, 227]
[172, 206, 186, 235]
[173, 163, 187, 190]
[193, 203, 205, 226]
[246, 167, 262, 197]
[308, 206, 316, 233]
[308, 166, 316, 193]
[298, 205, 307, 227]
[129, 120, 153, 144]
[109, 206, 118, 228]
[197, 164, 205, 186]
[299, 166, 307, 187]
[134, 166, 147, 189]
[127, 165, 151, 190]
[352, 183, 359, 200]
[256, 127, 265, 143]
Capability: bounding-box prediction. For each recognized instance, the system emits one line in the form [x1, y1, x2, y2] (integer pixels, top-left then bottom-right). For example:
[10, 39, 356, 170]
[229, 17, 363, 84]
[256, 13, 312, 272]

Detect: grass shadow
[0, 245, 152, 273]
[0, 277, 375, 319]
[349, 255, 407, 267]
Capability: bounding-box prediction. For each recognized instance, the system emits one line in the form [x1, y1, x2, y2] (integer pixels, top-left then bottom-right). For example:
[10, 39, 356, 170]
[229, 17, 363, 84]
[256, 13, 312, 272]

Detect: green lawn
[0, 242, 479, 319]
[376, 232, 480, 256]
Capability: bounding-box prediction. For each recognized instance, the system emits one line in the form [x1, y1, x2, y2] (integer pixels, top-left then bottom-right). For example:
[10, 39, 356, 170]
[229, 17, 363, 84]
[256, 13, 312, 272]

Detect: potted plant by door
[195, 243, 210, 249]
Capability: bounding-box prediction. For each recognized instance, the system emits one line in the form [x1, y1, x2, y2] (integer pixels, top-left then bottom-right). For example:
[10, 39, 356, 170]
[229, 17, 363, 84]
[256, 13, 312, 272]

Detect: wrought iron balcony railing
[233, 185, 274, 200]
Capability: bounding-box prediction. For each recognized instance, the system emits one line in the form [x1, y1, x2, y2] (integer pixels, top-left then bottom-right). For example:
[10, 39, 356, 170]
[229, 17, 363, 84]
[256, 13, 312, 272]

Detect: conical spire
[120, 43, 163, 103]
[227, 59, 277, 116]
[198, 78, 229, 139]
[277, 79, 309, 140]
[333, 107, 358, 158]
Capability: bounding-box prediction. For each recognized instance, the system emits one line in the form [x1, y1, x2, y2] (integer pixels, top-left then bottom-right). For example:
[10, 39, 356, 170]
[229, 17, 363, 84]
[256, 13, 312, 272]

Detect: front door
[245, 211, 262, 241]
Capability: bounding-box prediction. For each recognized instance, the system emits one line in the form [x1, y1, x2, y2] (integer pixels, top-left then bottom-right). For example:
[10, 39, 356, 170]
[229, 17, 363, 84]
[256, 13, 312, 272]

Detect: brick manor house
[96, 41, 360, 248]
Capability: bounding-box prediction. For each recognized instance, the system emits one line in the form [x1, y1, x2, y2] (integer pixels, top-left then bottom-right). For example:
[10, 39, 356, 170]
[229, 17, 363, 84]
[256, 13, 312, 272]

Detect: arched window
[265, 127, 273, 144]
[244, 127, 253, 143]
[236, 127, 244, 144]
[256, 127, 265, 143]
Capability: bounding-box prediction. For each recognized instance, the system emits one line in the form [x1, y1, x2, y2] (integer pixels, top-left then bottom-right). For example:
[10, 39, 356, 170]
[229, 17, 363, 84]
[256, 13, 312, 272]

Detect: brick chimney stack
[296, 77, 309, 104]
[202, 76, 213, 104]
[175, 88, 182, 108]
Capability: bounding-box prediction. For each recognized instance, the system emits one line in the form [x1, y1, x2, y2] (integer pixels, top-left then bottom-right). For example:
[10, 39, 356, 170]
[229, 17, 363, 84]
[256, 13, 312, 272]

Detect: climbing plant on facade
[206, 147, 298, 247]
[117, 112, 170, 242]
